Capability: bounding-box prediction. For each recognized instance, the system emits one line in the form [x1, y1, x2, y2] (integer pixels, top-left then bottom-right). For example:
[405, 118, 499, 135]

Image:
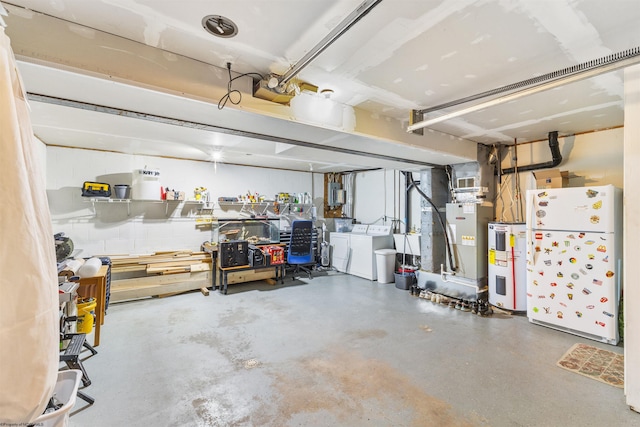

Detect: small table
[218, 263, 285, 294]
[77, 265, 108, 346]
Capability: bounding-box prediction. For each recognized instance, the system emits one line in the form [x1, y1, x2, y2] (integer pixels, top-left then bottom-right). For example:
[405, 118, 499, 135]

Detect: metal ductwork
[501, 131, 562, 175]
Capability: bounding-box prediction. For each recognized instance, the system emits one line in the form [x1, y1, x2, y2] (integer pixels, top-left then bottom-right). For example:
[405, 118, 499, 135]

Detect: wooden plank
[156, 291, 187, 298]
[111, 264, 147, 273]
[189, 263, 212, 272]
[200, 287, 210, 296]
[109, 253, 209, 266]
[226, 269, 276, 284]
[146, 260, 195, 269]
[111, 279, 208, 302]
[152, 267, 191, 275]
[136, 255, 207, 264]
[154, 250, 193, 256]
[111, 271, 209, 290]
[265, 278, 277, 286]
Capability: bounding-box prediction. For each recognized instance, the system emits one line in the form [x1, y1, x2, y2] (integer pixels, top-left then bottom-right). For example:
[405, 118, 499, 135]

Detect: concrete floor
[68, 271, 637, 426]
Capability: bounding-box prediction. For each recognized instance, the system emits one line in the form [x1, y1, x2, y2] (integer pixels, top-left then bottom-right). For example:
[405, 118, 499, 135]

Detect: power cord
[218, 62, 264, 110]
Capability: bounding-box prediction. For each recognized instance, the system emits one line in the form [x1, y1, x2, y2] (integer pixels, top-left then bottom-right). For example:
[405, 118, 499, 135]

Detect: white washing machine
[330, 225, 394, 280]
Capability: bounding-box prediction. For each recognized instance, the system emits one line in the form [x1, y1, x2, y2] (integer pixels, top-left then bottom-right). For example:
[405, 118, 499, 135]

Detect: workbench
[217, 263, 285, 294]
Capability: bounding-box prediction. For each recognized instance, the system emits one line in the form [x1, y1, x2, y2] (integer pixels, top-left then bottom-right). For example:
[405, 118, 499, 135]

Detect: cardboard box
[533, 169, 569, 189]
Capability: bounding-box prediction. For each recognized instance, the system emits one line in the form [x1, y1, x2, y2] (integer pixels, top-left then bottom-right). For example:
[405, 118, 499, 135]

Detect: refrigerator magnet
[536, 210, 546, 218]
[606, 270, 614, 278]
[575, 311, 582, 317]
[593, 279, 603, 285]
[586, 189, 598, 198]
[592, 200, 602, 209]
[590, 215, 600, 224]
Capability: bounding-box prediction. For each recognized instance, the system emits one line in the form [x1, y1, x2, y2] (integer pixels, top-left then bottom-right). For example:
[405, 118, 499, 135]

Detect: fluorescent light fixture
[407, 48, 640, 133]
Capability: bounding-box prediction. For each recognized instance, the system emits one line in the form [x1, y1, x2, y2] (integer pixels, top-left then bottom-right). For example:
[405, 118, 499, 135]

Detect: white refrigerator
[526, 185, 622, 345]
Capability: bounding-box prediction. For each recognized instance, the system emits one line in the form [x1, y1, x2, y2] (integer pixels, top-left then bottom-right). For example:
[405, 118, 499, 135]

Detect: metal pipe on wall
[501, 131, 562, 175]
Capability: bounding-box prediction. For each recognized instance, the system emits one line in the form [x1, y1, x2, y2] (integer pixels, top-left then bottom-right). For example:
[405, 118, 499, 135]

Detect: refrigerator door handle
[525, 191, 536, 227]
[526, 228, 539, 267]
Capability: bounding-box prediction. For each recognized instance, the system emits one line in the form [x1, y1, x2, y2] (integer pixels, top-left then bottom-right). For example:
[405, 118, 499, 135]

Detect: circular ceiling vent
[202, 15, 238, 38]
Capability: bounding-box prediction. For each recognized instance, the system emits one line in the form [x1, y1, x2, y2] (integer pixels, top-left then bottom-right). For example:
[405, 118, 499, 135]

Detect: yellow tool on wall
[81, 182, 111, 197]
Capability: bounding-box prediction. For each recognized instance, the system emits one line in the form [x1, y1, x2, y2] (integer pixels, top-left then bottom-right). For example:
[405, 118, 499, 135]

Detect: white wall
[495, 128, 623, 222]
[349, 169, 421, 233]
[47, 147, 317, 256]
[623, 64, 640, 411]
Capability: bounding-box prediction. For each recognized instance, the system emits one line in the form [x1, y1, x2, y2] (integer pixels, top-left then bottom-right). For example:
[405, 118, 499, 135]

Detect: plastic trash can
[29, 370, 82, 427]
[375, 249, 396, 283]
[394, 271, 416, 290]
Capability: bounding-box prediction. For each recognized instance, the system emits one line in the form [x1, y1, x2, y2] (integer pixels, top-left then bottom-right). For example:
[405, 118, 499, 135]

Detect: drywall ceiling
[3, 0, 639, 172]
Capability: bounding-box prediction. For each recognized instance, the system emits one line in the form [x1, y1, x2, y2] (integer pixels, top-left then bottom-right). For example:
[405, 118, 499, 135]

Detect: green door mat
[557, 343, 624, 388]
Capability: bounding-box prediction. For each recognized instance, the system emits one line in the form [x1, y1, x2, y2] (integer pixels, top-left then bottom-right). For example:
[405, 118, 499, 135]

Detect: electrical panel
[328, 182, 344, 207]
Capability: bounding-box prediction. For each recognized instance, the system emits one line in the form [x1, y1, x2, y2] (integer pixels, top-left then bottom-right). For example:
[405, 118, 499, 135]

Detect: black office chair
[287, 220, 314, 279]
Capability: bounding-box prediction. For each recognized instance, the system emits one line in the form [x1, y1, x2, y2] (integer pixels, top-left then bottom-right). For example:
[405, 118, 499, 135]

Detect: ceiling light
[267, 75, 280, 89]
[202, 15, 238, 38]
[320, 89, 334, 98]
[215, 19, 224, 34]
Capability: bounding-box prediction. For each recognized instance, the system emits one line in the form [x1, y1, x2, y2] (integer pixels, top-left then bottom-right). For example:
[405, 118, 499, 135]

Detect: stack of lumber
[109, 250, 212, 301]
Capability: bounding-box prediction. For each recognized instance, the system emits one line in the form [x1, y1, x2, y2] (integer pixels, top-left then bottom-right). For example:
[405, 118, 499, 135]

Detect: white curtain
[0, 27, 59, 423]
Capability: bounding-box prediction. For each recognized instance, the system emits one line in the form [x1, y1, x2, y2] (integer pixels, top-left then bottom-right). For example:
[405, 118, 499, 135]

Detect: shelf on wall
[84, 198, 209, 216]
